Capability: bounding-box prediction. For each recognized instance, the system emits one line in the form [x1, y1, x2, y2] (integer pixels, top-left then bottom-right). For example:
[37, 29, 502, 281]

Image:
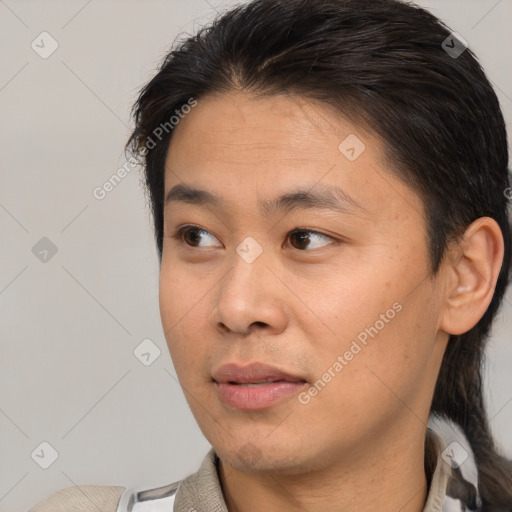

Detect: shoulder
[28, 484, 126, 512]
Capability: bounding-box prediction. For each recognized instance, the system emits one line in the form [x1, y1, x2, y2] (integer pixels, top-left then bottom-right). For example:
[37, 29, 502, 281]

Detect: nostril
[250, 321, 267, 328]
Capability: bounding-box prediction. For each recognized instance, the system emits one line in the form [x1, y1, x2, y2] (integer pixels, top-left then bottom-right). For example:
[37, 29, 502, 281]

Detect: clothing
[28, 414, 481, 511]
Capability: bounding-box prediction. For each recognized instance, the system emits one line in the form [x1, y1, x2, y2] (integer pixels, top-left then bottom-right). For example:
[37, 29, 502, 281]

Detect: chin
[213, 435, 313, 474]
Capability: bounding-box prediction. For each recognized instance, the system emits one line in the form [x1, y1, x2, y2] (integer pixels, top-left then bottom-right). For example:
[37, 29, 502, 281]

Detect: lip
[212, 362, 307, 411]
[212, 362, 306, 384]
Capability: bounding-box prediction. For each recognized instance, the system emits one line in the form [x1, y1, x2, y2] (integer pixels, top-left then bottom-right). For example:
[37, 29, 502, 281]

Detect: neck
[218, 424, 430, 512]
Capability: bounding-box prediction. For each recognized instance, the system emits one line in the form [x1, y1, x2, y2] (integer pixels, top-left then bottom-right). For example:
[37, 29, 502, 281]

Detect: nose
[210, 243, 288, 337]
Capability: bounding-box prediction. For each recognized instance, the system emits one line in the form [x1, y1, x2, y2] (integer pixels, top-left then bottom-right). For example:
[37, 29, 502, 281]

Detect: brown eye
[289, 230, 310, 250]
[288, 229, 334, 250]
[182, 227, 203, 246]
[172, 226, 220, 248]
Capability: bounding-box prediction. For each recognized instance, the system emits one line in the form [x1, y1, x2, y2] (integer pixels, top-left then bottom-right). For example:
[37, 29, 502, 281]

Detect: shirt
[28, 413, 481, 511]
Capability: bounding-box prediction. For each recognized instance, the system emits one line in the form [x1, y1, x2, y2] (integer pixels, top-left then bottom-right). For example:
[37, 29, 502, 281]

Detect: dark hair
[126, 0, 512, 506]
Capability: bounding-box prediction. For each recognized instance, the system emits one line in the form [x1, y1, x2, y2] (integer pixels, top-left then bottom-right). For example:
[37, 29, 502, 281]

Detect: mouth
[227, 379, 299, 386]
[212, 362, 307, 410]
[212, 362, 307, 384]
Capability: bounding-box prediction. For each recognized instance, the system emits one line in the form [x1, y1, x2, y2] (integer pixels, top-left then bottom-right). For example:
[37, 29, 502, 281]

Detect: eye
[287, 229, 335, 251]
[171, 225, 220, 248]
[172, 226, 333, 251]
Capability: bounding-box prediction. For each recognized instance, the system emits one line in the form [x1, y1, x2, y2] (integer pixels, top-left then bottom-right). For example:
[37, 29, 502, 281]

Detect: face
[159, 91, 450, 475]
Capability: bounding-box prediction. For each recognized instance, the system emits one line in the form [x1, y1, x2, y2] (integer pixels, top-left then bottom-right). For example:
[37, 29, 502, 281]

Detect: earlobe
[439, 217, 504, 336]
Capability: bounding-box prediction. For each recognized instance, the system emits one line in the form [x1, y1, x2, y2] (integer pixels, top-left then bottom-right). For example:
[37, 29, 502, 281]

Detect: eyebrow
[164, 183, 368, 216]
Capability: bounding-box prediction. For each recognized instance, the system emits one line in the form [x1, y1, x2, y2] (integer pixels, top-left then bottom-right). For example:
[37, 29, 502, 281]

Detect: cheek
[159, 263, 198, 370]
[159, 256, 204, 330]
[302, 266, 400, 355]
[316, 285, 439, 419]
[159, 268, 179, 340]
[304, 253, 438, 399]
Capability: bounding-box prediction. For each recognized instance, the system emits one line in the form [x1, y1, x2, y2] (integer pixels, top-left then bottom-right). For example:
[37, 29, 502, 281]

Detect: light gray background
[0, 1, 511, 511]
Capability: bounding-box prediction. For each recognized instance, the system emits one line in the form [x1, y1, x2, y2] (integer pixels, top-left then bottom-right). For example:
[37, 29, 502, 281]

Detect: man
[30, 0, 512, 510]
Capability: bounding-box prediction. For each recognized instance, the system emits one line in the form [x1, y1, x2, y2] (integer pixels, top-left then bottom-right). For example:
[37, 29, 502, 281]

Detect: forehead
[167, 91, 367, 164]
[163, 91, 425, 225]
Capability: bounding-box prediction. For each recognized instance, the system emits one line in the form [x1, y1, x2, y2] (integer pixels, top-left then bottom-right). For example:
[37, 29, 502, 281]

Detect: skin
[159, 90, 504, 512]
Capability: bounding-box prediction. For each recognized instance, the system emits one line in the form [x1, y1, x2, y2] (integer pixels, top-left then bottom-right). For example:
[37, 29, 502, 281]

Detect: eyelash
[170, 225, 337, 251]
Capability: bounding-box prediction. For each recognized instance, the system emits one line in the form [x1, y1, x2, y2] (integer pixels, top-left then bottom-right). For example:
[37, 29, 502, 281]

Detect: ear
[440, 217, 504, 336]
